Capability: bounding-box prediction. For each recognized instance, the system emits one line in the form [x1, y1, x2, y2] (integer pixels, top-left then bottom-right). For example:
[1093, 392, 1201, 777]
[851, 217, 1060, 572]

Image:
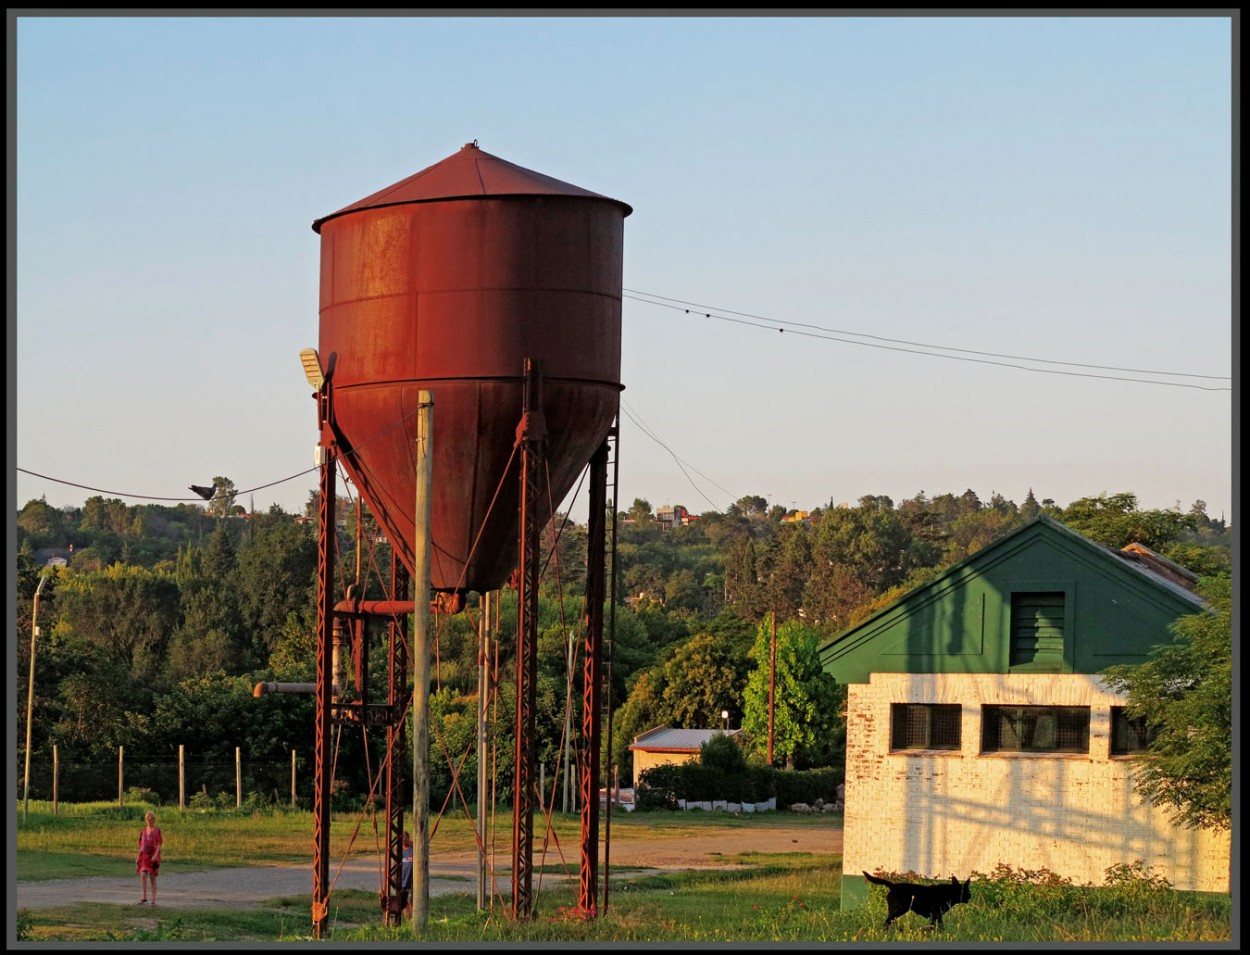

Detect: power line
[17, 398, 427, 506]
[18, 285, 1231, 512]
[619, 401, 732, 512]
[16, 466, 318, 504]
[623, 290, 1231, 391]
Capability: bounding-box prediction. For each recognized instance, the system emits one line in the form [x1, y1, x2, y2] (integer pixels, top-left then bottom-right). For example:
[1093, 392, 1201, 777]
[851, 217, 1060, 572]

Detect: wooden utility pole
[768, 612, 776, 767]
[23, 574, 48, 820]
[411, 390, 434, 930]
[477, 591, 492, 911]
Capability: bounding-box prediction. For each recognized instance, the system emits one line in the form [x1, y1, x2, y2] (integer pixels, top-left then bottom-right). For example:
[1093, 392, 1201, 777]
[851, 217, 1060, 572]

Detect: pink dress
[137, 826, 162, 874]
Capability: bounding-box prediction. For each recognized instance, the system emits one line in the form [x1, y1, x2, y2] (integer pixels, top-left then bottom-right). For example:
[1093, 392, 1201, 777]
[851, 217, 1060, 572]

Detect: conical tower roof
[312, 141, 632, 233]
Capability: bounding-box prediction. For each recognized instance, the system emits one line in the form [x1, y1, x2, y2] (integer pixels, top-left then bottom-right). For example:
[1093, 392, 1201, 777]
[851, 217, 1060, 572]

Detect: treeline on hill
[15, 483, 1231, 807]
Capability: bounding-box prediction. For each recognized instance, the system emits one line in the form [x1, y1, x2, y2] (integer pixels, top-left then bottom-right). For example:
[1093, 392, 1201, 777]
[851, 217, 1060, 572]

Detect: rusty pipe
[253, 681, 319, 697]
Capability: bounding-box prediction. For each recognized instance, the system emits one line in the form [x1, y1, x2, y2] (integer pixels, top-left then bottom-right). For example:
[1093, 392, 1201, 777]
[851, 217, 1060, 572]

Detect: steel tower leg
[512, 358, 544, 921]
[383, 555, 409, 925]
[312, 438, 337, 939]
[578, 441, 608, 916]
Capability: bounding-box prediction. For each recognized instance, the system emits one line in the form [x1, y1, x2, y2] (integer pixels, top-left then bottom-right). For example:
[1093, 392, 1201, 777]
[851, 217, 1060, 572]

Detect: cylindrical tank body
[313, 143, 631, 594]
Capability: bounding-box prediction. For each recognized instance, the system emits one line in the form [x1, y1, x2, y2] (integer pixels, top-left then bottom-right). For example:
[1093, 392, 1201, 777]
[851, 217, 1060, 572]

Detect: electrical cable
[623, 291, 1231, 391]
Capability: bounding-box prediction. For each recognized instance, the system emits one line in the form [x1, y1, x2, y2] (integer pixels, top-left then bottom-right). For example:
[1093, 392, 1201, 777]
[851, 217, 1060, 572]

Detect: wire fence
[17, 747, 306, 809]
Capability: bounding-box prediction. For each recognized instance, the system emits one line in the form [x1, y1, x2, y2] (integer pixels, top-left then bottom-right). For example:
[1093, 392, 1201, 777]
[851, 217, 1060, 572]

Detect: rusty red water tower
[301, 142, 630, 935]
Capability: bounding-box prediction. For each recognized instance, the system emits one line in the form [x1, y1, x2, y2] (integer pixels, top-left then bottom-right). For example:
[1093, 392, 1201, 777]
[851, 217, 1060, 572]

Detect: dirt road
[17, 823, 842, 911]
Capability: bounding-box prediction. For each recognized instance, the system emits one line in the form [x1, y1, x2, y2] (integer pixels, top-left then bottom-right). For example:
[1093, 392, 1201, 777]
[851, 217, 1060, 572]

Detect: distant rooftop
[629, 726, 742, 752]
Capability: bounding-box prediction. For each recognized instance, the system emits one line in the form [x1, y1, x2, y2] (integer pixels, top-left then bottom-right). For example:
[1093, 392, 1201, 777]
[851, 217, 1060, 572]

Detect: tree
[207, 476, 240, 518]
[202, 520, 239, 580]
[759, 522, 812, 621]
[806, 499, 914, 606]
[17, 496, 66, 545]
[727, 495, 769, 518]
[1101, 577, 1231, 831]
[724, 537, 766, 619]
[80, 496, 133, 536]
[51, 564, 181, 690]
[657, 632, 752, 729]
[741, 618, 843, 769]
[46, 637, 139, 760]
[611, 668, 665, 783]
[1060, 492, 1195, 550]
[235, 513, 316, 662]
[1020, 488, 1041, 521]
[165, 578, 240, 682]
[626, 498, 654, 523]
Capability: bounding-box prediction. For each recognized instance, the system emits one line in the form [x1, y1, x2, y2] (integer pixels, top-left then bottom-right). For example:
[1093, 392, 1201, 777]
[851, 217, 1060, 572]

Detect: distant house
[655, 504, 695, 529]
[33, 547, 72, 568]
[628, 726, 743, 780]
[819, 515, 1229, 910]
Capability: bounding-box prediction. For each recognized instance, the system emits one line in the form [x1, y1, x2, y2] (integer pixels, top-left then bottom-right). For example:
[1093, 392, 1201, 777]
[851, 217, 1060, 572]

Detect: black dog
[863, 871, 971, 929]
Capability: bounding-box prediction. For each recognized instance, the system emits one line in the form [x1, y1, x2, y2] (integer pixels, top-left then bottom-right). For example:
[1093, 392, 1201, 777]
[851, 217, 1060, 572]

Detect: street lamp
[300, 347, 326, 390]
[721, 709, 729, 731]
[23, 575, 49, 820]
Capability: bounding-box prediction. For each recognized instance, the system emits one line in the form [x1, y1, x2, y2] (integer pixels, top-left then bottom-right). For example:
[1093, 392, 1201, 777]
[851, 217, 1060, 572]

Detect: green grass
[15, 804, 1232, 943]
[14, 800, 836, 879]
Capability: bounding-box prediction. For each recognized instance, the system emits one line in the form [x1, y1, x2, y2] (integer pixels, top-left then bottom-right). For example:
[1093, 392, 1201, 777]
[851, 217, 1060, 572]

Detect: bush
[636, 760, 843, 810]
[124, 786, 161, 807]
[241, 789, 275, 813]
[745, 766, 775, 803]
[774, 768, 841, 807]
[635, 765, 681, 811]
[699, 734, 748, 775]
[681, 764, 726, 802]
[188, 790, 216, 811]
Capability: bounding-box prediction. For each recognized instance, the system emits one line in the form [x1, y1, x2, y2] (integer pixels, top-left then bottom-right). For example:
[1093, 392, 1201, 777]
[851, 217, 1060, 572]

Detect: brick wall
[842, 672, 1230, 900]
[632, 749, 698, 780]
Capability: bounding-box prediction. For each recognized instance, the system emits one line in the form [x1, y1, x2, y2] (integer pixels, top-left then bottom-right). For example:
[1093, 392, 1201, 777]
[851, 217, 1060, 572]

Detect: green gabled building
[819, 514, 1204, 681]
[817, 515, 1228, 908]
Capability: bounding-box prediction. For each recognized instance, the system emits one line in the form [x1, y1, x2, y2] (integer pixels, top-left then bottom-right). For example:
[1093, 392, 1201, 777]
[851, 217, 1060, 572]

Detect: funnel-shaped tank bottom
[333, 378, 619, 593]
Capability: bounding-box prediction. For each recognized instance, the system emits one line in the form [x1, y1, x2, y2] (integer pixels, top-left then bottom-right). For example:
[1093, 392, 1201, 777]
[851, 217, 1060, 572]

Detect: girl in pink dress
[136, 811, 163, 906]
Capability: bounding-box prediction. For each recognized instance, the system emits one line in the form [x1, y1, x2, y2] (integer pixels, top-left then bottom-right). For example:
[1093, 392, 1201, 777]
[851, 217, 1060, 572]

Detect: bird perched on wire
[189, 484, 216, 501]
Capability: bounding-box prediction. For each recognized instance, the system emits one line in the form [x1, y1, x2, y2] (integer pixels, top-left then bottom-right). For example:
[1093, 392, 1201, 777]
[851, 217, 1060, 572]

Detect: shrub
[745, 766, 775, 803]
[699, 734, 748, 775]
[681, 764, 725, 802]
[635, 765, 681, 811]
[774, 768, 841, 807]
[241, 789, 275, 813]
[188, 790, 216, 811]
[971, 862, 1081, 920]
[124, 786, 160, 807]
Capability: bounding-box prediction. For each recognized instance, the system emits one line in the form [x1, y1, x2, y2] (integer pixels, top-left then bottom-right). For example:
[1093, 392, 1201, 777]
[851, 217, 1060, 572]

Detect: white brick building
[842, 672, 1230, 898]
[819, 516, 1231, 909]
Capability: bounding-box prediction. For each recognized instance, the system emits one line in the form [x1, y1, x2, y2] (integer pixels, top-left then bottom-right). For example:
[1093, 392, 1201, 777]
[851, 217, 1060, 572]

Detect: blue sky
[12, 13, 1235, 526]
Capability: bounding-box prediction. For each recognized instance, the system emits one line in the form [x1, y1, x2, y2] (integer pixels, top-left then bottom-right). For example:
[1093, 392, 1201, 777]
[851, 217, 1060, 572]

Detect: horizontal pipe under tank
[253, 681, 320, 697]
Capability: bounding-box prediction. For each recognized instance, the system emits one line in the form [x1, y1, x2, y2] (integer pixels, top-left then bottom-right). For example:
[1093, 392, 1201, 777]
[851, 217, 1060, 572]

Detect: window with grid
[890, 703, 962, 751]
[981, 705, 1090, 754]
[1010, 592, 1066, 670]
[1110, 707, 1158, 755]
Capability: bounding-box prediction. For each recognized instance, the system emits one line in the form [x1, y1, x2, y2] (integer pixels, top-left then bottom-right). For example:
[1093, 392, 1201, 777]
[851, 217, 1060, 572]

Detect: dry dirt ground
[16, 822, 843, 912]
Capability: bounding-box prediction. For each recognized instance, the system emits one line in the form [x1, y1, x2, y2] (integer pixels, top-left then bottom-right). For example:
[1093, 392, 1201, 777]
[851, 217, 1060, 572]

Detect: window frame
[980, 704, 1091, 755]
[1109, 706, 1158, 756]
[889, 702, 962, 753]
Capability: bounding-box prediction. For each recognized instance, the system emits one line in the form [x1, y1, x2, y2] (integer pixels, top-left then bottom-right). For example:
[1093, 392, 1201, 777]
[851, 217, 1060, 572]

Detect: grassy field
[14, 802, 1234, 944]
